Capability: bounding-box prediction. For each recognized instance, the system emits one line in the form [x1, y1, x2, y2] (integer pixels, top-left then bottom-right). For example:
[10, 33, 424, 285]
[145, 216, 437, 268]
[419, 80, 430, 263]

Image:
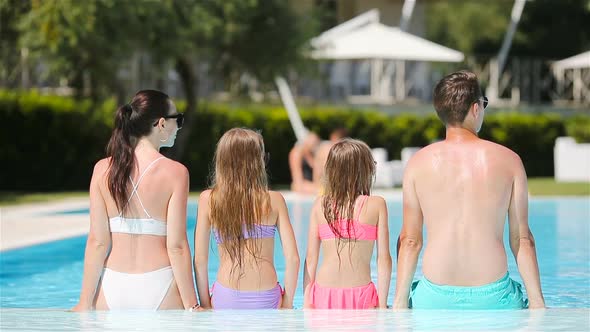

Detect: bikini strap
[119, 156, 166, 217]
[131, 157, 166, 191]
[354, 195, 369, 221]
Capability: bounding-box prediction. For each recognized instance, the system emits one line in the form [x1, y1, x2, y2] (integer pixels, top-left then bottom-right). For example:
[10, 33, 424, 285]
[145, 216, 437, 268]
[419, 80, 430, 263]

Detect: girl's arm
[273, 192, 300, 308]
[303, 198, 321, 308]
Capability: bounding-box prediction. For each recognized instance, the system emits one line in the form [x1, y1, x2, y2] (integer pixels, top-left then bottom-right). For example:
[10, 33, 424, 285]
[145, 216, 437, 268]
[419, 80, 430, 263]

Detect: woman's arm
[166, 164, 198, 309]
[194, 190, 212, 308]
[273, 192, 300, 309]
[303, 198, 321, 308]
[72, 160, 111, 312]
[375, 197, 392, 309]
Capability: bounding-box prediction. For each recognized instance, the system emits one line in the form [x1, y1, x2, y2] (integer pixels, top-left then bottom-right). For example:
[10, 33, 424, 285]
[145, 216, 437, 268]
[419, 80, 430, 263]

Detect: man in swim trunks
[393, 71, 545, 310]
[289, 131, 320, 194]
[313, 127, 349, 184]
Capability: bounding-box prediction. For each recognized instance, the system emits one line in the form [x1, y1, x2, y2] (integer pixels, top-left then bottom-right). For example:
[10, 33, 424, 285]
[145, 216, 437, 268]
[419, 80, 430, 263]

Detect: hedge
[1, 90, 588, 191]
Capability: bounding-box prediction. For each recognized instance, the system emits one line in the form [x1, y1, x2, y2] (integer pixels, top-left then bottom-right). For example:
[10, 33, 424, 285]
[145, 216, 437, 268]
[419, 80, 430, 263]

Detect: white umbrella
[311, 22, 464, 62]
[553, 51, 590, 71]
[311, 21, 463, 103]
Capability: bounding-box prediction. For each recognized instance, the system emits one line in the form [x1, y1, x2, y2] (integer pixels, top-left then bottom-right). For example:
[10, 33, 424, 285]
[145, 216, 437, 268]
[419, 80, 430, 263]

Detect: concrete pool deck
[0, 190, 403, 251]
[0, 197, 91, 251]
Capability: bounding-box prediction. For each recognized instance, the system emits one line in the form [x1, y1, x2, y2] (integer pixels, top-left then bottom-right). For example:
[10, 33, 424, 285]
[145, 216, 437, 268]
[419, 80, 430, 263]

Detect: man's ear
[472, 102, 480, 118]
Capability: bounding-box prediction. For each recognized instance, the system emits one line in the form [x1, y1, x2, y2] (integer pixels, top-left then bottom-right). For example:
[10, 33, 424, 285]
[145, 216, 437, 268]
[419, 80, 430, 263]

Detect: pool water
[1, 197, 589, 330]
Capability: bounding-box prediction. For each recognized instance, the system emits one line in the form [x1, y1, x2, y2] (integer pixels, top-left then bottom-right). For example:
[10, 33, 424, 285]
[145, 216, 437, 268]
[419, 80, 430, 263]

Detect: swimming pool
[1, 197, 589, 330]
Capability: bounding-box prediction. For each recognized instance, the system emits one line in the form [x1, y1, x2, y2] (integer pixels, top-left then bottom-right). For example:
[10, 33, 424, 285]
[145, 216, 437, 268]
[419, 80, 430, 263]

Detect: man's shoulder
[404, 145, 436, 177]
[407, 142, 440, 160]
[408, 139, 522, 166]
[479, 139, 522, 162]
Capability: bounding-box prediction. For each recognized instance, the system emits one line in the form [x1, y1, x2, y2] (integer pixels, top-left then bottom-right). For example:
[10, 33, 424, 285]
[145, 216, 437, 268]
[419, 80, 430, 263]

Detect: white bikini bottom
[101, 266, 173, 310]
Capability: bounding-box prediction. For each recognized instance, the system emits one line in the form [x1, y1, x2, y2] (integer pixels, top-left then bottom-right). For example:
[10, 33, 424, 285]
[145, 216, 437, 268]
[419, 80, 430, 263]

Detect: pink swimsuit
[307, 195, 379, 309]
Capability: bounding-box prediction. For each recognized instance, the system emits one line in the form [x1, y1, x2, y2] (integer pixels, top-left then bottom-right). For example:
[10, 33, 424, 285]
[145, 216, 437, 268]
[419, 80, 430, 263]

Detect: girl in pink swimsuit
[194, 128, 300, 309]
[304, 138, 392, 309]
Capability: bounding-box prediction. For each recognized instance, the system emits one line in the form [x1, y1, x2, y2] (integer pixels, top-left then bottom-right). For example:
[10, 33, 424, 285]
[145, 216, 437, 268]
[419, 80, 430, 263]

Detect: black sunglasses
[479, 96, 489, 109]
[153, 113, 184, 129]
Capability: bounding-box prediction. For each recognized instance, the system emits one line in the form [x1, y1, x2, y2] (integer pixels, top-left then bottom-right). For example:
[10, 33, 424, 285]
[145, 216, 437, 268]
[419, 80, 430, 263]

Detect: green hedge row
[0, 90, 113, 191]
[1, 90, 588, 190]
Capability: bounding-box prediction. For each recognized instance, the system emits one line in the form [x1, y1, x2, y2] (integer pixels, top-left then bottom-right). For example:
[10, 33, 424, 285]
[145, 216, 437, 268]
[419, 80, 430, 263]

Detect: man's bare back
[393, 71, 544, 309]
[407, 129, 522, 285]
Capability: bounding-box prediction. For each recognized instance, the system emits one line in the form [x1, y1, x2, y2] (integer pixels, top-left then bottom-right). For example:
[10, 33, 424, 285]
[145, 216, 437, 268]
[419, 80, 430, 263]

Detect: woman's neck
[135, 137, 160, 155]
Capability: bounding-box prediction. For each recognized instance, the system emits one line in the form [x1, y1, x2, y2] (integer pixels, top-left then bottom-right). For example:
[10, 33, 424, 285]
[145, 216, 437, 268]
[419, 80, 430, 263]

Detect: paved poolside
[0, 190, 403, 251]
[0, 198, 90, 251]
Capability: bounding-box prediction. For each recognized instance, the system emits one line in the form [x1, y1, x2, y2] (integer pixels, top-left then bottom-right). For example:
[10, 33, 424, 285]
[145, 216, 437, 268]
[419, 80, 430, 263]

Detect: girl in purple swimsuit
[194, 128, 300, 309]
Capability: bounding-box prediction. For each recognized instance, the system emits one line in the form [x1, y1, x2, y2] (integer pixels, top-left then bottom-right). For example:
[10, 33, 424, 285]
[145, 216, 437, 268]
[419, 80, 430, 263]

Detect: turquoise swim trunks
[409, 272, 528, 309]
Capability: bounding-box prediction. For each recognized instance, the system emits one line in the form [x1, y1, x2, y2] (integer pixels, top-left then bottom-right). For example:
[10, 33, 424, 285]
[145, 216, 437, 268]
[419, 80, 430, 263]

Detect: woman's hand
[70, 302, 91, 312]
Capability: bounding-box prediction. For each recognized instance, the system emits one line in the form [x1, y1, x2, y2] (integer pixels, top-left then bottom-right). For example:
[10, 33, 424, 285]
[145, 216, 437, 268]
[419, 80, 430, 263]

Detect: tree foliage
[9, 0, 314, 99]
[426, 0, 590, 58]
[0, 0, 31, 87]
[18, 0, 145, 99]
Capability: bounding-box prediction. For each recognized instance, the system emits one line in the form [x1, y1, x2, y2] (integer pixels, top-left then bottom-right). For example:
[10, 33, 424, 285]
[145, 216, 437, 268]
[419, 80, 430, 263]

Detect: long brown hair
[322, 139, 375, 239]
[209, 128, 271, 275]
[106, 90, 172, 211]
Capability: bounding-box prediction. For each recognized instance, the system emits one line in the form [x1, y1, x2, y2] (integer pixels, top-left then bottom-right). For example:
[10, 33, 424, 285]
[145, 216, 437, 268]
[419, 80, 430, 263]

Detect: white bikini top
[109, 157, 167, 236]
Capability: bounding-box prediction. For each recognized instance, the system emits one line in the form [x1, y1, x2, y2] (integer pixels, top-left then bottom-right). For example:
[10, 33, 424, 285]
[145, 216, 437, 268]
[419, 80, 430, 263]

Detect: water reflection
[2, 308, 588, 332]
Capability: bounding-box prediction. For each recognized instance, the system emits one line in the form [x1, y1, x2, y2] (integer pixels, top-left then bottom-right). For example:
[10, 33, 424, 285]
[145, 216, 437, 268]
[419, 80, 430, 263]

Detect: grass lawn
[0, 191, 88, 206]
[0, 191, 204, 207]
[528, 178, 590, 196]
[0, 178, 587, 206]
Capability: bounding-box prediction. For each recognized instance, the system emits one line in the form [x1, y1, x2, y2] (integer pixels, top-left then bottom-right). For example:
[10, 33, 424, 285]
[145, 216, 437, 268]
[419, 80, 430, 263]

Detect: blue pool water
[1, 197, 589, 330]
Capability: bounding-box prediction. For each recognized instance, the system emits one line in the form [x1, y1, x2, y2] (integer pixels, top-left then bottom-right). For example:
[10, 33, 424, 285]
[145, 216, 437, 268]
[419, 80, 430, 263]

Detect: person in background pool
[289, 131, 321, 194]
[303, 139, 391, 309]
[194, 128, 300, 309]
[393, 71, 545, 310]
[312, 127, 349, 184]
[72, 90, 199, 311]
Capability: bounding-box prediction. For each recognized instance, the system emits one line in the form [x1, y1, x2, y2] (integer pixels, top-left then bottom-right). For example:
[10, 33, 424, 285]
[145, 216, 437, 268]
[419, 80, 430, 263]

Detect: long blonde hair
[322, 139, 375, 239]
[209, 128, 270, 275]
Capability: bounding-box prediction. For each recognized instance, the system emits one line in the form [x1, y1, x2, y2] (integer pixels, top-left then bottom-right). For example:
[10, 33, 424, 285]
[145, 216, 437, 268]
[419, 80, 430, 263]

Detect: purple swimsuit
[211, 282, 283, 310]
[211, 224, 283, 309]
[213, 224, 277, 245]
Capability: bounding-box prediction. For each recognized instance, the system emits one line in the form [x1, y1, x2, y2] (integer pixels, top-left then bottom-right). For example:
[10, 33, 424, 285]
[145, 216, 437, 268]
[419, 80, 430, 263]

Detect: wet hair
[209, 128, 271, 277]
[322, 138, 375, 243]
[106, 90, 172, 211]
[433, 70, 482, 125]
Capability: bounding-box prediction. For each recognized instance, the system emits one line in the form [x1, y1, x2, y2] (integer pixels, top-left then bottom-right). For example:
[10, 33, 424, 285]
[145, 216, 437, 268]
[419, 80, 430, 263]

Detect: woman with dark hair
[72, 90, 199, 311]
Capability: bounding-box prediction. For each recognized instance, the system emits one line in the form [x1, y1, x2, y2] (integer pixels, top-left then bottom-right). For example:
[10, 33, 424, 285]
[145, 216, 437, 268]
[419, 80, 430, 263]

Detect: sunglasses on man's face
[153, 113, 184, 129]
[479, 96, 489, 110]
